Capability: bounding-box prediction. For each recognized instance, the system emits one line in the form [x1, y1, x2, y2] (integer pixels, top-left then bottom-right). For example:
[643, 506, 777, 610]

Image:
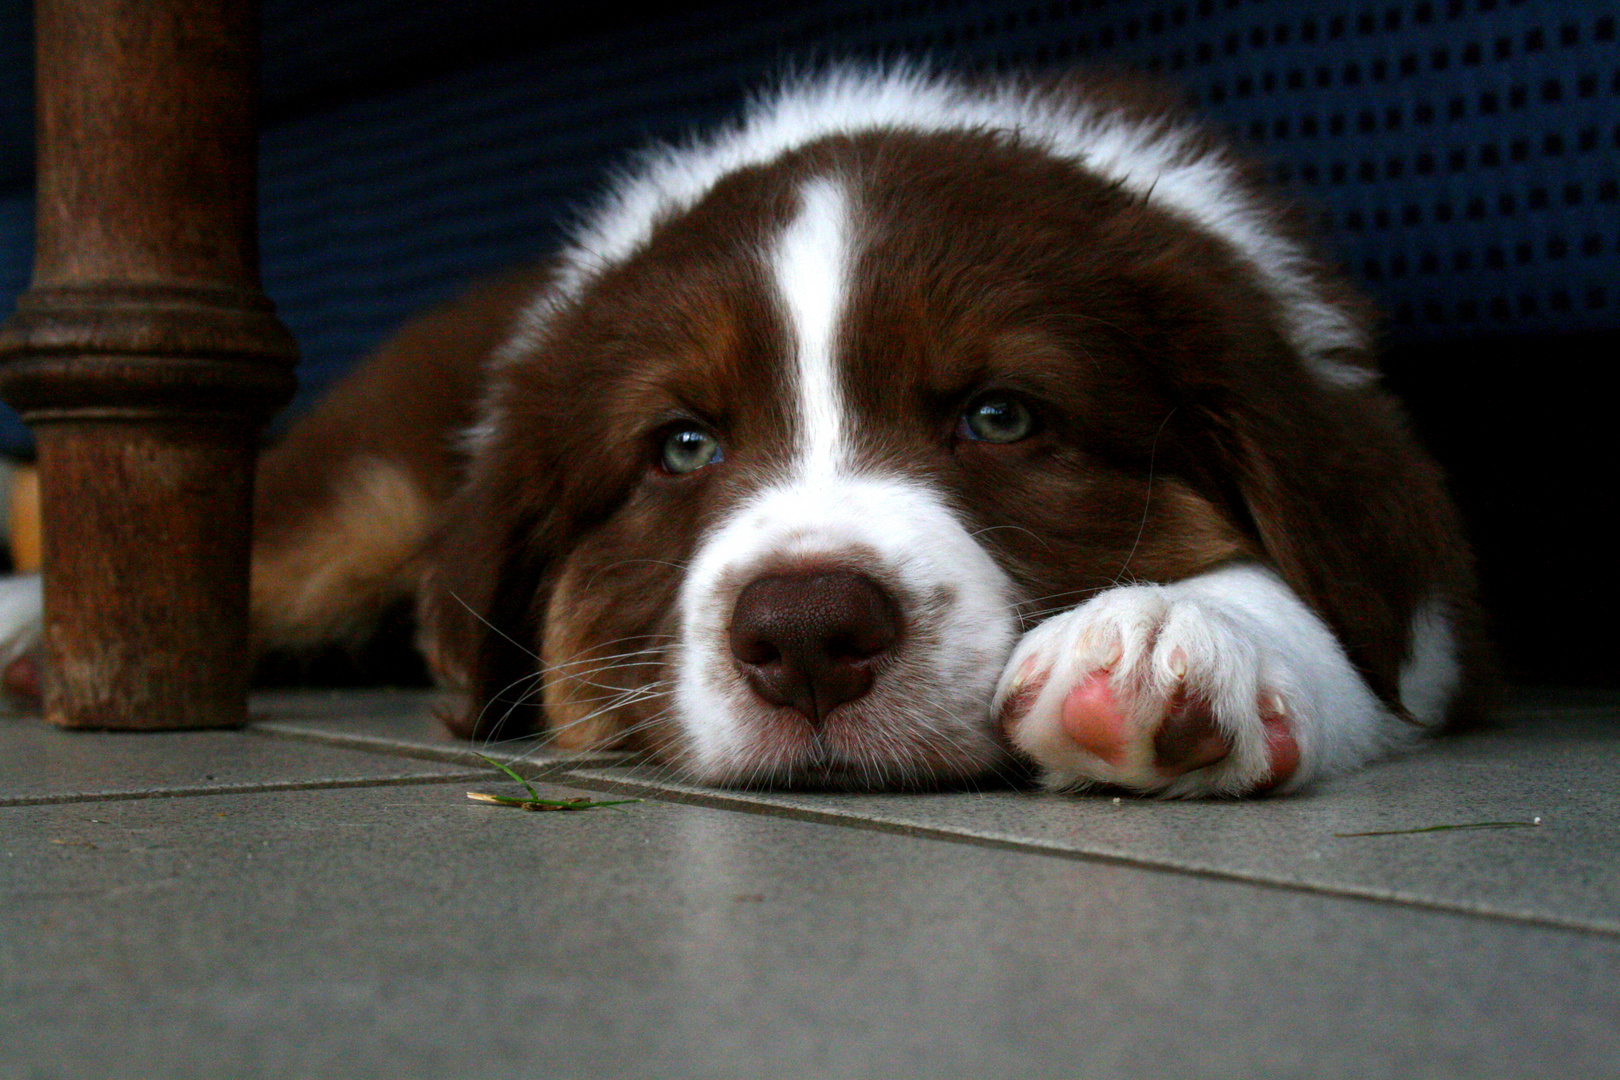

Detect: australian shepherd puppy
[0, 66, 1487, 796]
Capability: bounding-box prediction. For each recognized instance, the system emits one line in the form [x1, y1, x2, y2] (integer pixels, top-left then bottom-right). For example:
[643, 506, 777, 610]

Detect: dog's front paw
[994, 565, 1394, 797]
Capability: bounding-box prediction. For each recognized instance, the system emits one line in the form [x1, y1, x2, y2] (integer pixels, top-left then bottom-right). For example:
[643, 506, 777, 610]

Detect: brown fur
[251, 271, 544, 654]
[251, 78, 1488, 767]
[250, 457, 433, 648]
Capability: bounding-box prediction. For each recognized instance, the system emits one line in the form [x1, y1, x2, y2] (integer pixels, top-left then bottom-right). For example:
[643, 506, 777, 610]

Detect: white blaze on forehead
[771, 178, 854, 480]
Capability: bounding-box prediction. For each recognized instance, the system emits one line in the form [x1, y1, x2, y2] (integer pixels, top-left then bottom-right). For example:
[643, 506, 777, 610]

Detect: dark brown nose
[727, 570, 903, 722]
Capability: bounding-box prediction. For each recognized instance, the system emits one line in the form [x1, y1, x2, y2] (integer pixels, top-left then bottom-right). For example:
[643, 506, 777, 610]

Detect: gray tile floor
[3, 687, 1617, 1079]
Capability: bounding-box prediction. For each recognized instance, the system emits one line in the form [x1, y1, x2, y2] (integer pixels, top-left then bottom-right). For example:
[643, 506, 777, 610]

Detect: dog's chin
[700, 753, 1024, 793]
[673, 703, 1029, 793]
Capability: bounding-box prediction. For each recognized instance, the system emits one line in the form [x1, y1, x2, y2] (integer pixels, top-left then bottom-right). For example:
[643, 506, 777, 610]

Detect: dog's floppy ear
[1210, 364, 1482, 716]
[415, 462, 553, 741]
[402, 272, 567, 742]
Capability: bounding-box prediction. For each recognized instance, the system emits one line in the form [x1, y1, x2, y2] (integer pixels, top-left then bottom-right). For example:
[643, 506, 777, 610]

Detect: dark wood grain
[0, 0, 296, 728]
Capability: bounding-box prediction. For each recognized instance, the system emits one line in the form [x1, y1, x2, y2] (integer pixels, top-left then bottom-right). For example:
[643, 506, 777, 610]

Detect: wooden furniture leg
[0, 0, 296, 728]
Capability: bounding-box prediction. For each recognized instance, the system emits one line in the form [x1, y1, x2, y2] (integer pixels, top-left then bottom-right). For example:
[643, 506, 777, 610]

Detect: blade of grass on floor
[467, 754, 640, 812]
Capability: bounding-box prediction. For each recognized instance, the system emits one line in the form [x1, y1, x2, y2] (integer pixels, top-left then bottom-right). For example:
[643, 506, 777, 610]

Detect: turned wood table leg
[0, 0, 296, 728]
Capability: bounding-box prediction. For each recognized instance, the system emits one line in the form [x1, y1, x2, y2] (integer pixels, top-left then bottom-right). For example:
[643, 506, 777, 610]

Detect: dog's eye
[659, 425, 724, 474]
[958, 393, 1038, 443]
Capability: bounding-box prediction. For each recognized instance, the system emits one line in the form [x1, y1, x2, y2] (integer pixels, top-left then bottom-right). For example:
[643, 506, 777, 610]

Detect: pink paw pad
[1056, 671, 1132, 768]
[1058, 673, 1232, 777]
[1039, 671, 1300, 792]
[1254, 700, 1301, 792]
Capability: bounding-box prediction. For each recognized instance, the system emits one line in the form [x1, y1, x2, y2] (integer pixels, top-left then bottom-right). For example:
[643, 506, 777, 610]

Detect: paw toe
[1150, 688, 1232, 776]
[1254, 700, 1301, 792]
[1057, 670, 1130, 768]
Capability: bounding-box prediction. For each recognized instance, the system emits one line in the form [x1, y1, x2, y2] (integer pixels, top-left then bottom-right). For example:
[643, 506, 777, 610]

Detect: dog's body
[1, 67, 1486, 795]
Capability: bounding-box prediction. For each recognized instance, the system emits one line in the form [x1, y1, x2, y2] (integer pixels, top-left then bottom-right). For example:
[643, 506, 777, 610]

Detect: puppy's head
[422, 70, 1369, 788]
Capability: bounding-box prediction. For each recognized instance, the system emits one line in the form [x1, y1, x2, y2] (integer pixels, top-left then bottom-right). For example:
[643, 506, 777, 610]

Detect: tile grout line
[0, 772, 490, 808]
[548, 768, 1620, 941]
[242, 721, 631, 773]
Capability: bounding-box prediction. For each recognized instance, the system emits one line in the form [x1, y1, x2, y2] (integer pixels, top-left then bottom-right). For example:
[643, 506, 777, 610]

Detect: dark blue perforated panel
[2, 0, 1616, 434]
[1035, 2, 1620, 340]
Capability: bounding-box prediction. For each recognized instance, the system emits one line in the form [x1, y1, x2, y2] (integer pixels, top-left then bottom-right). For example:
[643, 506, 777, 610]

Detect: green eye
[660, 426, 724, 474]
[959, 394, 1037, 443]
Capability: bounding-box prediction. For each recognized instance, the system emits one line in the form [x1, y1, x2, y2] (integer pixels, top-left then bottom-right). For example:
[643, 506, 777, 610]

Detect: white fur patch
[506, 65, 1368, 387]
[772, 178, 854, 480]
[1399, 598, 1461, 728]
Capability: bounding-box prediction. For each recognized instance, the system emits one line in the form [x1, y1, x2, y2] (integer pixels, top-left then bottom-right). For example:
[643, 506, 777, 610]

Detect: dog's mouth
[706, 743, 1027, 793]
[670, 593, 1023, 789]
[672, 695, 1029, 792]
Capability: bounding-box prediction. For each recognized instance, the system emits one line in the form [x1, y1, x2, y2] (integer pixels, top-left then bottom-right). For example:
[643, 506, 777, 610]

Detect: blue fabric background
[2, 0, 1615, 454]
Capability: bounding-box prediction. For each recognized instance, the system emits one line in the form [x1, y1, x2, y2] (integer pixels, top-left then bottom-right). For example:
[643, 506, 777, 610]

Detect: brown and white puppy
[0, 67, 1487, 795]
